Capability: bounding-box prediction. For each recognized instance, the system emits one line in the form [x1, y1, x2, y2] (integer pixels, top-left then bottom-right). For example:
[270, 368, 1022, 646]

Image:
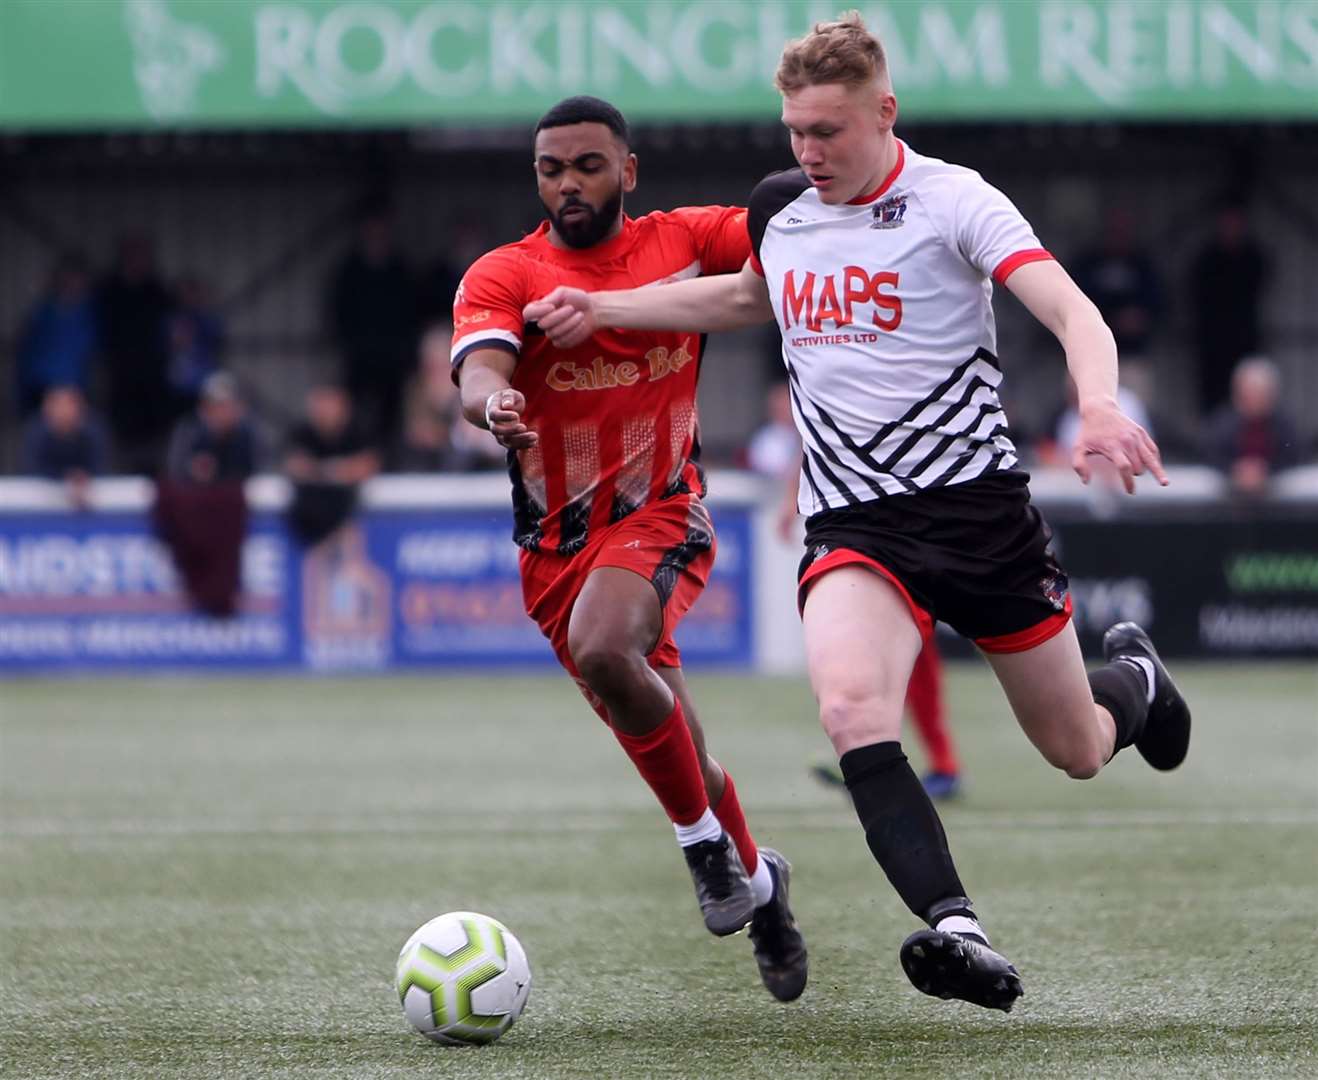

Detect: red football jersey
[451, 207, 749, 555]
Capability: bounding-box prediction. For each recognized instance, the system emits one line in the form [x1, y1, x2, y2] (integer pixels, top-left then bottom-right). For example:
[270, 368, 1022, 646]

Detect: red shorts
[520, 494, 716, 700]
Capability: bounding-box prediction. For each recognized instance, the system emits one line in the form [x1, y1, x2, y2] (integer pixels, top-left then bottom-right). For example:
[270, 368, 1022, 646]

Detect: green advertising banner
[1, 0, 1316, 129]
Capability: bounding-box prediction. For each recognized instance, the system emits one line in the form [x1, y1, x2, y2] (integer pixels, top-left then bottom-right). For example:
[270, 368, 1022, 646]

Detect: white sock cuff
[674, 808, 722, 847]
[936, 915, 988, 944]
[748, 854, 774, 908]
[1118, 656, 1157, 705]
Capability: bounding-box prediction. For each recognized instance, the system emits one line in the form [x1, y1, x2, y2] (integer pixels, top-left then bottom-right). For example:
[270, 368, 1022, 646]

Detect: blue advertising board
[0, 506, 754, 672]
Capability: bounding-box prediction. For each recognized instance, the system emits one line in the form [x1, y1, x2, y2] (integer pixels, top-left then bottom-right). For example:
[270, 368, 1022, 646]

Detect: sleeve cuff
[450, 336, 520, 384]
[748, 251, 765, 277]
[992, 248, 1053, 285]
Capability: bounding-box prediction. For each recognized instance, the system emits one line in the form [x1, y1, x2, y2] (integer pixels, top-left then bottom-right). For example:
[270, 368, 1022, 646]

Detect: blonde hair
[775, 10, 889, 94]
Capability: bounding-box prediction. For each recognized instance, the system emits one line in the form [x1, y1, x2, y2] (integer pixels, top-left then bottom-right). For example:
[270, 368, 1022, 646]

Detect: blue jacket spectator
[15, 256, 99, 417]
[167, 275, 226, 406]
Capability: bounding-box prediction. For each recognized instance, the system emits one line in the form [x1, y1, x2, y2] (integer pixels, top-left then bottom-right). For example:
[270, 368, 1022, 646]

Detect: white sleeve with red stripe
[953, 175, 1053, 285]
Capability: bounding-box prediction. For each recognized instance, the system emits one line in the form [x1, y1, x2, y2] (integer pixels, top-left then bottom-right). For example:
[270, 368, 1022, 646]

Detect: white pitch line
[2, 808, 1316, 839]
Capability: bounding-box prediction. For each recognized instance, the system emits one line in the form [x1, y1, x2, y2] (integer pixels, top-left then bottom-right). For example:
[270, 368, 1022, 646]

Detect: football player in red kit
[451, 96, 807, 1002]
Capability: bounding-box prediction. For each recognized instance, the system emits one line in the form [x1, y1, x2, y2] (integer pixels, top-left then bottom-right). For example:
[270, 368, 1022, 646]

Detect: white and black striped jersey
[748, 139, 1053, 514]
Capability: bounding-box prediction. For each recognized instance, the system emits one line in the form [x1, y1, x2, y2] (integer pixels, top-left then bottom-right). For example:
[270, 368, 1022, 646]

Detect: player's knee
[817, 688, 900, 747]
[1047, 742, 1105, 780]
[569, 634, 644, 694]
[1064, 760, 1101, 780]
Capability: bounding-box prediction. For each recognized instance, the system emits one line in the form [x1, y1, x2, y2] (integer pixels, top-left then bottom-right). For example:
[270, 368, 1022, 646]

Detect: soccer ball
[395, 911, 531, 1046]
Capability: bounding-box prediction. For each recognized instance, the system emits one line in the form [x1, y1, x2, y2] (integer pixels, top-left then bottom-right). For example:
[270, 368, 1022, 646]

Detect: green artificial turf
[2, 663, 1315, 1078]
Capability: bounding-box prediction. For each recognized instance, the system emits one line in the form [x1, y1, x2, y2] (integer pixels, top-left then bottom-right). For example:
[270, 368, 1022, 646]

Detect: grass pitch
[3, 663, 1316, 1079]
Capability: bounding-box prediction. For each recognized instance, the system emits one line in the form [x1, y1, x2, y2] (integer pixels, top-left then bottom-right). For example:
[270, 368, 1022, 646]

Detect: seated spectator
[284, 383, 381, 545]
[746, 381, 800, 479]
[164, 372, 258, 484]
[155, 373, 256, 618]
[393, 325, 503, 472]
[20, 386, 107, 507]
[1203, 356, 1303, 497]
[15, 255, 98, 417]
[392, 325, 459, 471]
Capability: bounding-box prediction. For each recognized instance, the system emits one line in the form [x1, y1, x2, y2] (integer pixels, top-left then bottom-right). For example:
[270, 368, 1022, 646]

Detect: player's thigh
[802, 565, 922, 755]
[566, 565, 663, 664]
[982, 620, 1106, 771]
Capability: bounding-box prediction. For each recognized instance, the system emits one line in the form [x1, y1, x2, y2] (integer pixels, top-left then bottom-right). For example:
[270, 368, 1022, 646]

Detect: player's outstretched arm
[1006, 259, 1168, 494]
[457, 348, 539, 450]
[523, 258, 774, 349]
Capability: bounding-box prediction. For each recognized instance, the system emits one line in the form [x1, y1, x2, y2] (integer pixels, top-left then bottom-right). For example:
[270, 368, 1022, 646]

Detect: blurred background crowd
[4, 123, 1316, 506]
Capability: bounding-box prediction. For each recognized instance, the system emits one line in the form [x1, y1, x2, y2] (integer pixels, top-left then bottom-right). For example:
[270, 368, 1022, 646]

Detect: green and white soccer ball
[396, 911, 531, 1046]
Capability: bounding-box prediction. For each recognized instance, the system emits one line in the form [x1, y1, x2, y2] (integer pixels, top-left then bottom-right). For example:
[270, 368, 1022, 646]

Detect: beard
[544, 184, 624, 249]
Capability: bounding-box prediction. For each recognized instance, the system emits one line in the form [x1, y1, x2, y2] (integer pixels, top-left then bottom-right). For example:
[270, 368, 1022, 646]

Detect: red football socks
[612, 696, 709, 827]
[711, 770, 759, 876]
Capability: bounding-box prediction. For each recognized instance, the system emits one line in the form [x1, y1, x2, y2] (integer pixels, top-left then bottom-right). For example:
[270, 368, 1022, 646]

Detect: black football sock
[1088, 661, 1150, 755]
[840, 741, 972, 925]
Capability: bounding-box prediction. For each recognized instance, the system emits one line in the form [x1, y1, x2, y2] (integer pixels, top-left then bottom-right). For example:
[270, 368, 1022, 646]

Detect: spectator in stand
[20, 386, 107, 507]
[418, 221, 495, 329]
[392, 325, 504, 473]
[98, 231, 175, 474]
[284, 383, 381, 545]
[1189, 204, 1271, 414]
[164, 372, 258, 484]
[14, 255, 99, 419]
[1071, 208, 1164, 363]
[166, 274, 226, 412]
[393, 324, 458, 472]
[1203, 357, 1303, 497]
[327, 197, 419, 451]
[155, 373, 255, 618]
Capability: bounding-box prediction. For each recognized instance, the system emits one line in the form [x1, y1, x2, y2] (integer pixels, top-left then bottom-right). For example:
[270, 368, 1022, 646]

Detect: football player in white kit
[525, 12, 1191, 1012]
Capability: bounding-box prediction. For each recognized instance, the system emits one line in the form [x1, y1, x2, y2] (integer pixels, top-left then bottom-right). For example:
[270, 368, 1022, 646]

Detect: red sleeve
[668, 205, 752, 276]
[451, 249, 527, 370]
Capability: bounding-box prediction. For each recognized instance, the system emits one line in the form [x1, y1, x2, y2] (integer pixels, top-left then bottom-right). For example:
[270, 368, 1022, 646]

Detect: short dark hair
[534, 96, 630, 147]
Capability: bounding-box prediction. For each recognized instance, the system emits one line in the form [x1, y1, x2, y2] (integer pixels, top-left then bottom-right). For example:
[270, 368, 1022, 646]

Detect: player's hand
[523, 287, 598, 349]
[1072, 399, 1168, 494]
[484, 389, 538, 451]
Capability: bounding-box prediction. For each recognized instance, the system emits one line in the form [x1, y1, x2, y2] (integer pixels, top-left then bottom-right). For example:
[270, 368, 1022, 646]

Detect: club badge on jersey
[871, 194, 908, 230]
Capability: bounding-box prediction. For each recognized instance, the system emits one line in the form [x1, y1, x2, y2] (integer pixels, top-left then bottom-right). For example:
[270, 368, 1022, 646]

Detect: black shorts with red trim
[797, 470, 1072, 654]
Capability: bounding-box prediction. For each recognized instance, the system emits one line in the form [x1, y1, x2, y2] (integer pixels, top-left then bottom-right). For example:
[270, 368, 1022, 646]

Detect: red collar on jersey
[846, 140, 906, 206]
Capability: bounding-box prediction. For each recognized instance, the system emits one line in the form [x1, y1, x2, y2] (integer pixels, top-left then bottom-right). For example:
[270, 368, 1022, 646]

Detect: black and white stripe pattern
[788, 348, 1017, 512]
